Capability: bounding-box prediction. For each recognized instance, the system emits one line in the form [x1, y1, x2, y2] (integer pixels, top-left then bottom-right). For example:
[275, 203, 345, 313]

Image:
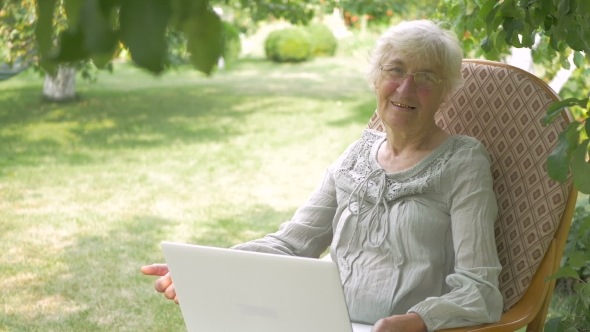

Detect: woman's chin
[379, 114, 416, 132]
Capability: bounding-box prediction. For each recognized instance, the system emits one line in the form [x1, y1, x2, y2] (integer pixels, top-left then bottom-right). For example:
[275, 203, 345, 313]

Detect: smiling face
[375, 52, 445, 136]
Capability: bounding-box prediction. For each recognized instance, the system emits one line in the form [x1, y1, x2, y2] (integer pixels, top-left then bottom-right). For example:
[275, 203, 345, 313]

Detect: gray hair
[366, 20, 464, 98]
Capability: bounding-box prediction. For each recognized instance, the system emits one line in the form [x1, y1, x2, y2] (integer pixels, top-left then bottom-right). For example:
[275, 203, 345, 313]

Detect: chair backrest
[367, 59, 577, 312]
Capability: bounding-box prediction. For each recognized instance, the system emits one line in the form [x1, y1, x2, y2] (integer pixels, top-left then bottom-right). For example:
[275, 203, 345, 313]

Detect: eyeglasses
[379, 65, 442, 90]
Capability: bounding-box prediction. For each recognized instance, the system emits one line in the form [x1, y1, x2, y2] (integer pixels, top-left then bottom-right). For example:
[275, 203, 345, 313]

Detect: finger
[141, 264, 169, 276]
[371, 318, 387, 332]
[164, 282, 177, 301]
[154, 273, 173, 293]
[174, 295, 179, 305]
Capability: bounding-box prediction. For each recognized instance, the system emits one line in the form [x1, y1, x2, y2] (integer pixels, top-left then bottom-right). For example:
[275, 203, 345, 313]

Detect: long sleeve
[408, 142, 503, 331]
[231, 170, 337, 258]
[231, 140, 360, 258]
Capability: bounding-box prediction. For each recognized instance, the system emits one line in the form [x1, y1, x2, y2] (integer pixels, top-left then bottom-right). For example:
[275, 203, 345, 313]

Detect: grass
[0, 55, 376, 331]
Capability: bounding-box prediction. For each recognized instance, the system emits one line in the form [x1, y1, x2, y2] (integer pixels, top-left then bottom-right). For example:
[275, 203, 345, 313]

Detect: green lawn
[0, 56, 376, 331]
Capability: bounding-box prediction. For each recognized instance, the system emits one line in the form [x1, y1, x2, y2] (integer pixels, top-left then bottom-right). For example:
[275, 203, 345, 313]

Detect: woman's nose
[397, 74, 416, 94]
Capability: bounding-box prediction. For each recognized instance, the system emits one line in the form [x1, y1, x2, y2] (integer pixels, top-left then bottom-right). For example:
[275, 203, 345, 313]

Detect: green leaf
[540, 0, 556, 14]
[543, 98, 589, 125]
[35, 0, 59, 75]
[544, 317, 564, 332]
[558, 0, 569, 15]
[574, 283, 586, 292]
[520, 20, 535, 47]
[184, 9, 224, 76]
[567, 0, 578, 14]
[496, 29, 507, 49]
[575, 283, 590, 309]
[170, 0, 207, 30]
[546, 266, 580, 281]
[51, 28, 89, 63]
[566, 122, 581, 148]
[465, 0, 476, 15]
[550, 34, 559, 51]
[63, 0, 83, 30]
[579, 216, 590, 237]
[530, 7, 545, 27]
[486, 5, 501, 34]
[572, 139, 590, 194]
[80, 0, 118, 54]
[503, 17, 524, 46]
[547, 122, 580, 183]
[574, 51, 585, 68]
[493, 9, 504, 32]
[481, 36, 492, 53]
[558, 52, 571, 70]
[498, 0, 519, 17]
[35, 0, 57, 55]
[566, 23, 585, 52]
[120, 0, 172, 73]
[91, 52, 113, 69]
[544, 15, 555, 32]
[478, 0, 497, 21]
[568, 252, 589, 268]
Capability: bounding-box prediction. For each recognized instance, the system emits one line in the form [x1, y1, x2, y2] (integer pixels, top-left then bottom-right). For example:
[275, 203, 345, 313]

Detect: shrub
[305, 23, 337, 57]
[547, 202, 590, 332]
[222, 21, 242, 67]
[264, 27, 311, 63]
[164, 22, 241, 69]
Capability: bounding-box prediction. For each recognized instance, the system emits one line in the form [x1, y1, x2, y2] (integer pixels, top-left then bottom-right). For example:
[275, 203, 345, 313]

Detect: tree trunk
[360, 14, 368, 36]
[43, 66, 77, 102]
[505, 47, 534, 73]
[506, 45, 574, 94]
[548, 52, 575, 93]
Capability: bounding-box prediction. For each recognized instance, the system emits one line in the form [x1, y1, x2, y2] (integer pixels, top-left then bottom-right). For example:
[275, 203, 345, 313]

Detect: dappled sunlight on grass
[4, 293, 87, 321]
[0, 56, 374, 330]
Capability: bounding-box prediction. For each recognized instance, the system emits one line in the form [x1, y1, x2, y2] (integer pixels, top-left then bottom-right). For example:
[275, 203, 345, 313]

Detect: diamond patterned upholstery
[366, 60, 574, 312]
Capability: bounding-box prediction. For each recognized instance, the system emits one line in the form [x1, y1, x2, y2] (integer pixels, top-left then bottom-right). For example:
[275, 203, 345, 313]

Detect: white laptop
[161, 241, 374, 332]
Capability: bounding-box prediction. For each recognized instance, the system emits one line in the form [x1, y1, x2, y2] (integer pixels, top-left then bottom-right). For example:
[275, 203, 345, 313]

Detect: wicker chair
[367, 59, 578, 332]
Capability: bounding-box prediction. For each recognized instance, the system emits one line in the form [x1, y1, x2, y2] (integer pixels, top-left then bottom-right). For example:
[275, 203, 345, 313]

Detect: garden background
[1, 1, 589, 331]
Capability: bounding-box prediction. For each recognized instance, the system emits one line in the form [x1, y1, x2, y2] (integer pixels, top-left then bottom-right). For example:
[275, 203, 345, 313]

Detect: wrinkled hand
[371, 313, 427, 332]
[141, 264, 179, 304]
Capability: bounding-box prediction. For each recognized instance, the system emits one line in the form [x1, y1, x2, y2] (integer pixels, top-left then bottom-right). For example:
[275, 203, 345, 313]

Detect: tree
[0, 0, 100, 101]
[0, 0, 328, 100]
[0, 1, 38, 72]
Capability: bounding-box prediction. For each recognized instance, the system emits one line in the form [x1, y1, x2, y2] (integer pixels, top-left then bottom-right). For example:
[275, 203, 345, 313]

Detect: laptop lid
[161, 241, 372, 332]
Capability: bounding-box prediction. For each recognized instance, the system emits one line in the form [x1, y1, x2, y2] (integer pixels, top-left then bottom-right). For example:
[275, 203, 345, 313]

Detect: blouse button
[350, 202, 359, 214]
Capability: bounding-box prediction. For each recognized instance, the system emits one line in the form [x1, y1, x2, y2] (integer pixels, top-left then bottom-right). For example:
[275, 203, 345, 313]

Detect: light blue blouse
[233, 129, 503, 331]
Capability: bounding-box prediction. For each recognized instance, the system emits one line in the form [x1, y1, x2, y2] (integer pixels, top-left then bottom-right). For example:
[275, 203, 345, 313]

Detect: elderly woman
[142, 20, 503, 332]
